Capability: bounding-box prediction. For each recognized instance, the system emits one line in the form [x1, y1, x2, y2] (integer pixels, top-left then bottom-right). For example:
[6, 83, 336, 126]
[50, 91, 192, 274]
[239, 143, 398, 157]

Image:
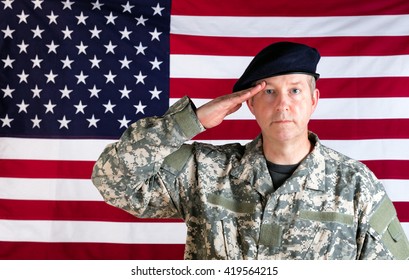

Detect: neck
[262, 134, 312, 165]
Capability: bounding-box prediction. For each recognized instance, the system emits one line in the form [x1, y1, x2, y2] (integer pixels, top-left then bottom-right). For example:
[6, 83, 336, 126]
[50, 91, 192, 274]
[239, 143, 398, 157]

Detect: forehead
[258, 73, 311, 86]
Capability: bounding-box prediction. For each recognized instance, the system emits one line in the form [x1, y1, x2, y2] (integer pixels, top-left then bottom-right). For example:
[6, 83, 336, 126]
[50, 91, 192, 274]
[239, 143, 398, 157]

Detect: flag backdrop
[0, 0, 408, 260]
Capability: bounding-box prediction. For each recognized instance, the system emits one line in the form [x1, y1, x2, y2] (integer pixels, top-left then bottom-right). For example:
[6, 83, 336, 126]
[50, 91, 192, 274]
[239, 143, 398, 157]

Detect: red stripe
[170, 77, 409, 99]
[171, 35, 409, 56]
[193, 119, 409, 141]
[0, 242, 185, 260]
[363, 160, 409, 180]
[395, 202, 409, 222]
[0, 199, 183, 223]
[172, 0, 409, 16]
[0, 159, 93, 179]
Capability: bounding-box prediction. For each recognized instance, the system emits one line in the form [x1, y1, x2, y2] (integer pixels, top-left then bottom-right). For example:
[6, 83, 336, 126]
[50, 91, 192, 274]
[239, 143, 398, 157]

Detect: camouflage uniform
[92, 96, 409, 260]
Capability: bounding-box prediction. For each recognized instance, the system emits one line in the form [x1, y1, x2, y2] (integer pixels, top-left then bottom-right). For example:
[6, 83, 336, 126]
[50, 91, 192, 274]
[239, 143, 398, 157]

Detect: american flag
[0, 0, 408, 260]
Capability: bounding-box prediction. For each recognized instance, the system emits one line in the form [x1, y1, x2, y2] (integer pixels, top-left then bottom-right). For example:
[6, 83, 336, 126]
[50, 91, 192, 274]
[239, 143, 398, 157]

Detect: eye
[291, 88, 301, 94]
[265, 89, 274, 95]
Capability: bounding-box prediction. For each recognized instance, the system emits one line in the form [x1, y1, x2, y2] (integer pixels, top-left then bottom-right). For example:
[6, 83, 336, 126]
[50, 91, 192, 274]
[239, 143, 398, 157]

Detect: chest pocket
[282, 210, 356, 259]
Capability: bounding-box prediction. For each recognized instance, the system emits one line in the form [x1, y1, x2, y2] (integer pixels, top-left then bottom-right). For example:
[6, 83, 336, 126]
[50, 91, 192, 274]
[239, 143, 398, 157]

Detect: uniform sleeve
[356, 170, 409, 259]
[91, 96, 205, 219]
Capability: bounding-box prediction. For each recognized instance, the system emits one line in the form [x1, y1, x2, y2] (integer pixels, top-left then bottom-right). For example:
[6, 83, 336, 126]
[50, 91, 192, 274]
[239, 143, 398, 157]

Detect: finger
[233, 81, 266, 103]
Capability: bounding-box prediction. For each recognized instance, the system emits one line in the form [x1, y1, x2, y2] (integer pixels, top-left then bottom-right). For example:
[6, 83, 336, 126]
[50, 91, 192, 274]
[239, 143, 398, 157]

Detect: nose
[275, 93, 290, 112]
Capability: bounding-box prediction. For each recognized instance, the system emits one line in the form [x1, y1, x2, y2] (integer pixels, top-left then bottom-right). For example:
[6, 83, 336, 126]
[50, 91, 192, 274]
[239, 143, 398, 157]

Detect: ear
[246, 97, 256, 116]
[311, 88, 320, 113]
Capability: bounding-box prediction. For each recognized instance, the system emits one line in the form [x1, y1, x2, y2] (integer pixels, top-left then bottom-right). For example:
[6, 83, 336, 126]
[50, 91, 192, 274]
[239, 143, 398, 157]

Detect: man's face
[247, 74, 319, 144]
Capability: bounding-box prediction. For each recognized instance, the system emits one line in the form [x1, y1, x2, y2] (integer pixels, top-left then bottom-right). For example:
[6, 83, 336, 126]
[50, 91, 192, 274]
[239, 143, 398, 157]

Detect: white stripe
[0, 178, 103, 201]
[0, 220, 186, 244]
[170, 54, 409, 79]
[183, 97, 409, 120]
[0, 219, 407, 244]
[1, 177, 408, 202]
[170, 15, 409, 37]
[321, 139, 409, 161]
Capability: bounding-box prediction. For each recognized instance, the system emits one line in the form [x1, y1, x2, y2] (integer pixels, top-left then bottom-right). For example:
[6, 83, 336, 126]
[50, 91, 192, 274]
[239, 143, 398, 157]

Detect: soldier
[92, 42, 409, 259]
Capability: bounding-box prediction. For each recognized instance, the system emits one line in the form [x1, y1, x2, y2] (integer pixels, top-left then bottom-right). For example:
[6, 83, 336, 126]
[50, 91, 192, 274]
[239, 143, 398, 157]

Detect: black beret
[233, 41, 321, 92]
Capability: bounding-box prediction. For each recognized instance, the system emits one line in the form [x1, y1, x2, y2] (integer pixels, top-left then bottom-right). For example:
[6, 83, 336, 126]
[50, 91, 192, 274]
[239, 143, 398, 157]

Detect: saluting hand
[196, 82, 266, 129]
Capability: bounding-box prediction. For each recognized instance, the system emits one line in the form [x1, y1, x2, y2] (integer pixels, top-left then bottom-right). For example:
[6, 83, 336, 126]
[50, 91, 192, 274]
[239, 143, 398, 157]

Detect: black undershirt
[266, 160, 300, 191]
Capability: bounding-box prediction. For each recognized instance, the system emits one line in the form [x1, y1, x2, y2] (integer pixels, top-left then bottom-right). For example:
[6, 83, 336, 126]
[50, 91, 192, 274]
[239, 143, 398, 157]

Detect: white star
[89, 25, 102, 38]
[134, 42, 147, 55]
[61, 55, 74, 69]
[62, 26, 73, 39]
[17, 10, 29, 23]
[2, 0, 14, 9]
[74, 100, 87, 114]
[62, 0, 74, 10]
[152, 3, 164, 16]
[104, 41, 117, 54]
[118, 115, 131, 129]
[17, 40, 29, 53]
[31, 85, 42, 98]
[45, 70, 58, 83]
[0, 114, 13, 128]
[2, 85, 14, 98]
[89, 55, 101, 68]
[119, 85, 131, 99]
[122, 1, 134, 13]
[105, 12, 117, 25]
[2, 55, 15, 68]
[32, 0, 43, 10]
[104, 71, 116, 84]
[119, 27, 132, 40]
[58, 115, 71, 129]
[119, 56, 132, 69]
[47, 11, 58, 24]
[31, 115, 42, 128]
[76, 12, 88, 25]
[134, 71, 147, 84]
[135, 15, 148, 26]
[91, 0, 104, 10]
[17, 70, 29, 83]
[2, 25, 15, 39]
[134, 101, 147, 115]
[31, 55, 43, 68]
[31, 25, 44, 38]
[46, 40, 59, 53]
[150, 86, 162, 100]
[17, 99, 29, 113]
[149, 28, 162, 41]
[88, 85, 101, 98]
[76, 41, 88, 54]
[149, 57, 163, 70]
[86, 114, 100, 128]
[103, 100, 116, 113]
[75, 71, 88, 84]
[44, 100, 56, 114]
[60, 85, 72, 99]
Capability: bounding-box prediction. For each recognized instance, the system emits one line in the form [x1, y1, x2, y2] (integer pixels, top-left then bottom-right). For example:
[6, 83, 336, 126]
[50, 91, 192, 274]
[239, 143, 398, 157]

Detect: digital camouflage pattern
[92, 96, 409, 260]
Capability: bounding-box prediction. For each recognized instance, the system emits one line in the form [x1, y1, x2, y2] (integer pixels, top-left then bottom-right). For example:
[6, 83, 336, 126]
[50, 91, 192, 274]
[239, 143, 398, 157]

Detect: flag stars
[2, 85, 14, 98]
[149, 57, 163, 70]
[122, 1, 134, 13]
[31, 55, 43, 68]
[62, 26, 73, 39]
[31, 25, 44, 39]
[17, 40, 29, 53]
[46, 40, 59, 53]
[134, 101, 147, 114]
[134, 71, 147, 84]
[119, 56, 132, 69]
[150, 86, 162, 100]
[31, 85, 42, 98]
[18, 70, 29, 83]
[74, 100, 87, 114]
[119, 85, 131, 99]
[32, 0, 43, 9]
[62, 0, 74, 10]
[105, 12, 117, 25]
[103, 100, 116, 113]
[86, 114, 100, 128]
[76, 41, 88, 54]
[89, 55, 101, 68]
[2, 55, 15, 68]
[61, 55, 74, 69]
[120, 27, 132, 40]
[91, 0, 104, 10]
[17, 10, 29, 23]
[149, 28, 162, 41]
[31, 115, 42, 128]
[17, 100, 30, 113]
[134, 42, 147, 55]
[45, 70, 58, 83]
[2, 0, 14, 10]
[2, 25, 15, 39]
[89, 26, 102, 39]
[104, 41, 117, 54]
[44, 100, 56, 114]
[47, 11, 59, 24]
[152, 3, 164, 16]
[104, 71, 116, 84]
[75, 71, 88, 84]
[0, 114, 13, 128]
[58, 116, 71, 129]
[135, 15, 148, 26]
[76, 12, 88, 25]
[118, 115, 131, 129]
[60, 85, 73, 99]
[88, 85, 101, 98]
